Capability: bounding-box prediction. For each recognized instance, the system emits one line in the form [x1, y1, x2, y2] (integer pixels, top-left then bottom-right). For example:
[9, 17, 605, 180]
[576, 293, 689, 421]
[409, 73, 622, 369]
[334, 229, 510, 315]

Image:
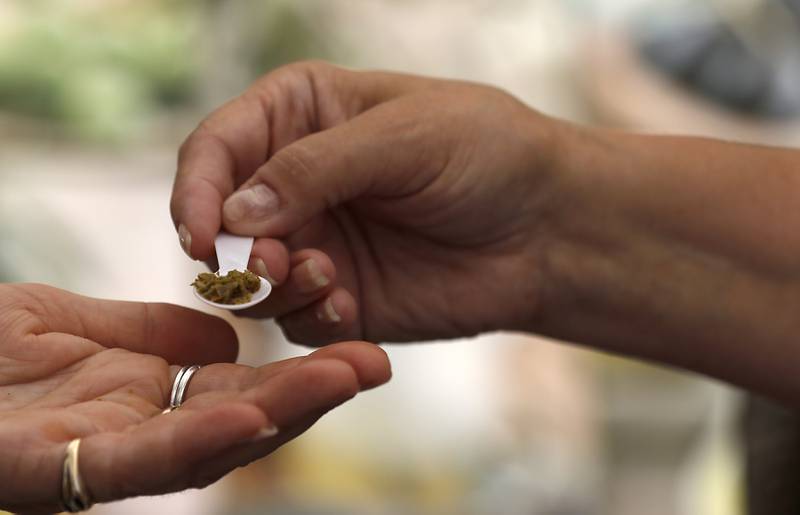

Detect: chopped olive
[192, 270, 260, 305]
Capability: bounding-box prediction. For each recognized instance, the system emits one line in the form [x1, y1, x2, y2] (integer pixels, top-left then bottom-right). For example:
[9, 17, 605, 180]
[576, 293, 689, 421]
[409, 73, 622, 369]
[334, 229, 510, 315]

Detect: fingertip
[358, 342, 392, 388]
[245, 357, 363, 431]
[292, 358, 361, 404]
[311, 341, 392, 389]
[278, 289, 359, 347]
[289, 249, 337, 293]
[182, 219, 219, 261]
[249, 238, 290, 286]
[323, 288, 357, 327]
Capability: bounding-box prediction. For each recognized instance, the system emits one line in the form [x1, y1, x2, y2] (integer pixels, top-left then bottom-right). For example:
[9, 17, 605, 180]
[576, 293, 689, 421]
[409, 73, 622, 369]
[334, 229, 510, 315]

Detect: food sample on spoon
[192, 269, 261, 305]
[190, 232, 272, 310]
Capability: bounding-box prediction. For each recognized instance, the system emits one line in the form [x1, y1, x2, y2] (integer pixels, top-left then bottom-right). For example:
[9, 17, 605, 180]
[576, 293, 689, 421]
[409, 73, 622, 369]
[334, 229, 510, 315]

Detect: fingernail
[224, 184, 279, 223]
[249, 424, 279, 442]
[296, 259, 330, 294]
[316, 297, 342, 324]
[253, 258, 277, 285]
[178, 224, 193, 258]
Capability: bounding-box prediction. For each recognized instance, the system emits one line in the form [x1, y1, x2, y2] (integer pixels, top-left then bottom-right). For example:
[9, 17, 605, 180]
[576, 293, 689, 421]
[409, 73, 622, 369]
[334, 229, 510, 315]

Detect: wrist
[527, 125, 800, 390]
[495, 111, 602, 335]
[524, 122, 640, 343]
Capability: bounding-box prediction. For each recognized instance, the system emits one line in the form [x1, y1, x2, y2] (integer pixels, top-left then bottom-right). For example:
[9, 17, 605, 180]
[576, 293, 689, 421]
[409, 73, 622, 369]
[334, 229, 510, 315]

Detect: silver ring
[162, 365, 201, 414]
[61, 438, 93, 512]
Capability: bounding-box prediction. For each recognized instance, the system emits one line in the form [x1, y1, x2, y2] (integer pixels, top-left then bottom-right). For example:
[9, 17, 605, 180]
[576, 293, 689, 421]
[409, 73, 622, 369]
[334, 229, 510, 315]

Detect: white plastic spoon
[193, 232, 272, 311]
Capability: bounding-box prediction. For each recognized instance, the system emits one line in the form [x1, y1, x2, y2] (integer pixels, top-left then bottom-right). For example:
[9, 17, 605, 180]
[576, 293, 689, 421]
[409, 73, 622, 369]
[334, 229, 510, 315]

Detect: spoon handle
[215, 232, 254, 275]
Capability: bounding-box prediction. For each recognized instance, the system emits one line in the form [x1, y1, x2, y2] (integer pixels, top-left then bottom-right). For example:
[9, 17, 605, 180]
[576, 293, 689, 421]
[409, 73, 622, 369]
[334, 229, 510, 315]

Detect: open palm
[0, 283, 390, 513]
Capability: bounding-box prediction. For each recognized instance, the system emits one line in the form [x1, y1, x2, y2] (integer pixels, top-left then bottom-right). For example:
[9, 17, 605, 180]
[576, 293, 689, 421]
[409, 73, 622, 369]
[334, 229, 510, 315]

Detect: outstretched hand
[171, 61, 561, 345]
[0, 283, 390, 513]
[171, 59, 800, 407]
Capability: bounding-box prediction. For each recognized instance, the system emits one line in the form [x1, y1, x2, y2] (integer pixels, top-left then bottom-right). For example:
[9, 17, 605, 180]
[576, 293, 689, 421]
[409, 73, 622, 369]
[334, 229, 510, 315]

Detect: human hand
[171, 61, 563, 345]
[0, 283, 390, 513]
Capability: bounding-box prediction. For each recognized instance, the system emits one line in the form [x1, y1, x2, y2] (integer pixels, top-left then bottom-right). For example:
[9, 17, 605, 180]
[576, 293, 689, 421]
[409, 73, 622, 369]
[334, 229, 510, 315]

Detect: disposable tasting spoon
[193, 232, 272, 310]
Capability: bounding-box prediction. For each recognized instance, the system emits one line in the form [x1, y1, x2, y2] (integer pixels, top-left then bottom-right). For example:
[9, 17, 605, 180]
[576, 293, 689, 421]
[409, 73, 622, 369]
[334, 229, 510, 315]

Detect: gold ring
[61, 438, 93, 512]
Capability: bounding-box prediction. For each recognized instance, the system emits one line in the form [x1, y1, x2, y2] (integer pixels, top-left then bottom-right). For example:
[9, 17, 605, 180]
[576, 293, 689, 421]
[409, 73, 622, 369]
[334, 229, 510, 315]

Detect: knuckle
[287, 59, 333, 75]
[252, 60, 337, 101]
[177, 128, 203, 164]
[177, 138, 192, 163]
[253, 60, 314, 88]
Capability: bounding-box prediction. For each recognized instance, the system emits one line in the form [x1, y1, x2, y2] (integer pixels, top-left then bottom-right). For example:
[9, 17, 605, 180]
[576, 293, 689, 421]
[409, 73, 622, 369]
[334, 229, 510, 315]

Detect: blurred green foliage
[0, 1, 331, 143]
[247, 2, 331, 76]
[0, 1, 201, 142]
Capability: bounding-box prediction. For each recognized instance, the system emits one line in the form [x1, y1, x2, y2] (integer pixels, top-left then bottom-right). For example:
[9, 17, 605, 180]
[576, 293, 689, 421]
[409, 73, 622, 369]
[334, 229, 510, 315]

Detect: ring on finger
[61, 438, 93, 512]
[162, 365, 201, 414]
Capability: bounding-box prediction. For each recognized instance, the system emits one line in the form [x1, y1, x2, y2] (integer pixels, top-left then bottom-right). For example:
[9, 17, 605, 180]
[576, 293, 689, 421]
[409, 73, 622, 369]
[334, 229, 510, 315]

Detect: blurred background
[2, 1, 800, 514]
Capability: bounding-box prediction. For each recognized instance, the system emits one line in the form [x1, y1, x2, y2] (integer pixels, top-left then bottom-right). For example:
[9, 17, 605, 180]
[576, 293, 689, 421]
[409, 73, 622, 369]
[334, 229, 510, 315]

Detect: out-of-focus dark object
[743, 396, 800, 515]
[637, 0, 800, 119]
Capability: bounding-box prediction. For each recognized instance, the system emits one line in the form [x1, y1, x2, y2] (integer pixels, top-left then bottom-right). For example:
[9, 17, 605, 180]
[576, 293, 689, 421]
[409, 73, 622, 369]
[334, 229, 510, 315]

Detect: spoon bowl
[193, 275, 272, 311]
[191, 232, 272, 311]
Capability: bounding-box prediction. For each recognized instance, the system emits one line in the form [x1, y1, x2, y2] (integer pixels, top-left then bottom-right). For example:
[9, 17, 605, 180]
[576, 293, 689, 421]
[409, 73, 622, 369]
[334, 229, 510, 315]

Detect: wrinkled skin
[171, 61, 562, 345]
[0, 283, 390, 513]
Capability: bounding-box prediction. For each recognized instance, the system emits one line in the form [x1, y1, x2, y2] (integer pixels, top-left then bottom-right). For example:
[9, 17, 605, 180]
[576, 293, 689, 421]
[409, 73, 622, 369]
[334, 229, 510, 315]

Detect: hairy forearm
[537, 123, 800, 403]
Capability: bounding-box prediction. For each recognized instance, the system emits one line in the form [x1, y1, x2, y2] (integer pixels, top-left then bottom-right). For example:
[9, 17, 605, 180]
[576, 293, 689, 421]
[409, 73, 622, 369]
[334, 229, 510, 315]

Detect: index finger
[170, 93, 270, 260]
[170, 62, 329, 261]
[19, 284, 239, 365]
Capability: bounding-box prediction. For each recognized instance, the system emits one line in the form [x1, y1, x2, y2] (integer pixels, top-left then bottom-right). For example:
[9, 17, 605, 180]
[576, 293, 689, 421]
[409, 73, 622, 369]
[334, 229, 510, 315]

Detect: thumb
[221, 105, 439, 237]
